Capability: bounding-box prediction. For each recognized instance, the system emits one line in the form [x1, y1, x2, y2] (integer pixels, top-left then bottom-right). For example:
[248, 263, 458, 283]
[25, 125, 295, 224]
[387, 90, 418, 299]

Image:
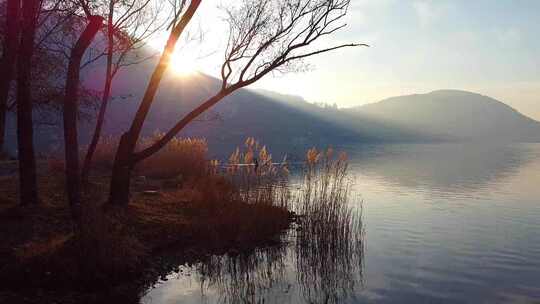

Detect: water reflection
[295, 215, 364, 304]
[196, 245, 288, 304]
[143, 208, 365, 304]
[144, 144, 540, 304]
[346, 143, 539, 195]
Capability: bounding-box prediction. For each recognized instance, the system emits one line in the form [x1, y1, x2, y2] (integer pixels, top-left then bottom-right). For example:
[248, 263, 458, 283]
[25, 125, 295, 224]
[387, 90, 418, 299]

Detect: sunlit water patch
[143, 143, 540, 304]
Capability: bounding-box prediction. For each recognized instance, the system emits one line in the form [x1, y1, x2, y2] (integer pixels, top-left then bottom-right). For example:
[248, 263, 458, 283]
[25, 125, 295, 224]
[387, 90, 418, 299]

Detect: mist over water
[143, 143, 540, 304]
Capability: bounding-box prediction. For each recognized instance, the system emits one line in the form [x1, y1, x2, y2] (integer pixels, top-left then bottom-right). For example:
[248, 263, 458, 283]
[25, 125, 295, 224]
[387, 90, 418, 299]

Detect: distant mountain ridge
[354, 90, 540, 142]
[4, 58, 540, 159]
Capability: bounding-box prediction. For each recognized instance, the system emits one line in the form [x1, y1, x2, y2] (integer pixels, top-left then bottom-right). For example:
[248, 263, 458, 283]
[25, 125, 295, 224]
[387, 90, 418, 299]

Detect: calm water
[142, 143, 540, 304]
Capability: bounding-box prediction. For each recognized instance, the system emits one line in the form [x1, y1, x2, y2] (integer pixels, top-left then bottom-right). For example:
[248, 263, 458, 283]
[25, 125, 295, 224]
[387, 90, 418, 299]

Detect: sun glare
[170, 52, 199, 77]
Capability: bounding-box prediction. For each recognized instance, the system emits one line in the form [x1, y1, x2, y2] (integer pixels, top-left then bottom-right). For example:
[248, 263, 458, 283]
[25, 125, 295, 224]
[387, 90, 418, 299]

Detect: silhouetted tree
[108, 0, 364, 206]
[108, 0, 200, 205]
[0, 0, 93, 141]
[0, 0, 20, 157]
[81, 0, 165, 183]
[61, 0, 103, 211]
[16, 0, 40, 205]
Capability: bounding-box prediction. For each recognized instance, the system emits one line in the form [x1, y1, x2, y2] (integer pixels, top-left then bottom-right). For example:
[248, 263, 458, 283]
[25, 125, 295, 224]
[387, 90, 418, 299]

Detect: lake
[142, 143, 540, 304]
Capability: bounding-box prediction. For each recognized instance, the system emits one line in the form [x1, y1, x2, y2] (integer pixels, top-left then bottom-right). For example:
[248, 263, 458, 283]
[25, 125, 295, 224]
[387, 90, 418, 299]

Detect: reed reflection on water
[191, 214, 364, 304]
[192, 212, 364, 304]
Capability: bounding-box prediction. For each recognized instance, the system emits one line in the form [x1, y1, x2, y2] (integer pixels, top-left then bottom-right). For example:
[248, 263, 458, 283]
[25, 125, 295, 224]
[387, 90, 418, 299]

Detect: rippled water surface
[143, 143, 540, 304]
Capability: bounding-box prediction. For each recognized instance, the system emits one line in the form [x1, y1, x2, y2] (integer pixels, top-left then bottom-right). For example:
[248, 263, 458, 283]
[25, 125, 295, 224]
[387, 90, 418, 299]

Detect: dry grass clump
[189, 137, 293, 245]
[87, 135, 209, 180]
[223, 137, 290, 208]
[156, 138, 295, 247]
[136, 135, 209, 179]
[297, 147, 354, 231]
[176, 175, 291, 247]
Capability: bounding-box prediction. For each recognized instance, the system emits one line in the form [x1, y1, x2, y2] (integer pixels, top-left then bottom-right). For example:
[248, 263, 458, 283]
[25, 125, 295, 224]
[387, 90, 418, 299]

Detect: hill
[354, 90, 540, 142]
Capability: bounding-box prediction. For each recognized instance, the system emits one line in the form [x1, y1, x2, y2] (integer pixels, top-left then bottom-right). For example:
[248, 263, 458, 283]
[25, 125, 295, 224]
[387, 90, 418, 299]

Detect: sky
[153, 0, 540, 120]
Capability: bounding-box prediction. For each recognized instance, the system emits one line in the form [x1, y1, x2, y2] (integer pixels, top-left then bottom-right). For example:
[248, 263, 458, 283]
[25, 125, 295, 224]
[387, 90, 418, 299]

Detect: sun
[170, 52, 200, 77]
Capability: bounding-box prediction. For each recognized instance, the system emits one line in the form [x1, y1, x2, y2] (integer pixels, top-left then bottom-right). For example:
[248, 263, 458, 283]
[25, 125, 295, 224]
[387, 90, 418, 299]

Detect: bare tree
[0, 0, 20, 157]
[108, 0, 200, 205]
[17, 0, 40, 205]
[0, 0, 102, 139]
[61, 0, 104, 211]
[108, 0, 365, 206]
[1, 0, 69, 157]
[81, 0, 166, 182]
[1, 0, 108, 206]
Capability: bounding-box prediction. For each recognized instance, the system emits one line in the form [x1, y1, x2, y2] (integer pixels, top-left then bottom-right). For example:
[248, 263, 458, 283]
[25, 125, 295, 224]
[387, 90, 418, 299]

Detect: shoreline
[0, 173, 294, 303]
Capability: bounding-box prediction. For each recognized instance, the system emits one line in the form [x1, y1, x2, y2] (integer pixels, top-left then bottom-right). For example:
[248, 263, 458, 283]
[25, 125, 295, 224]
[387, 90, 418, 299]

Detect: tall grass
[191, 147, 365, 304]
[85, 135, 208, 180]
[296, 147, 358, 241]
[294, 147, 364, 303]
[181, 138, 292, 246]
[223, 137, 290, 209]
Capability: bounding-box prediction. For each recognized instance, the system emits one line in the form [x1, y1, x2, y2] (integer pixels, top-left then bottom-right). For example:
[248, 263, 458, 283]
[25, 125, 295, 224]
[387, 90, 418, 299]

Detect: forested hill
[354, 90, 540, 143]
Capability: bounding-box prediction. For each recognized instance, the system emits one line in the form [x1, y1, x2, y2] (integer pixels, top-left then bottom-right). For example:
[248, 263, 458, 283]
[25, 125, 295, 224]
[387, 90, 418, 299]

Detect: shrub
[136, 136, 209, 180]
[86, 135, 209, 180]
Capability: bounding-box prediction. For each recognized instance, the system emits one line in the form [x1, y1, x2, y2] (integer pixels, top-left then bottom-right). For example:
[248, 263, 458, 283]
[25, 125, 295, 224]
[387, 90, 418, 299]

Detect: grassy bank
[0, 138, 294, 303]
[0, 138, 356, 303]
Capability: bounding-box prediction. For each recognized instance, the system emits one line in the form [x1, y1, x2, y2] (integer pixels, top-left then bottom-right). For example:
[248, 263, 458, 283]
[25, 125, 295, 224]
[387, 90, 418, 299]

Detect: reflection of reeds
[197, 245, 288, 304]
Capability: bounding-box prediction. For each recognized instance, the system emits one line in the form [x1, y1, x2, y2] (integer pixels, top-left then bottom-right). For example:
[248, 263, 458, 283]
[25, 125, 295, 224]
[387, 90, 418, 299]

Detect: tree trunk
[108, 0, 201, 206]
[108, 133, 133, 206]
[0, 0, 21, 155]
[16, 0, 39, 205]
[63, 15, 103, 211]
[81, 6, 114, 183]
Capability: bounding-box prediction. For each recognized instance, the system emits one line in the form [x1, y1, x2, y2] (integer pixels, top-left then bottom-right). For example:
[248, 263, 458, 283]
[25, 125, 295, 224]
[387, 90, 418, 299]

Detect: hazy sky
[156, 0, 540, 120]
